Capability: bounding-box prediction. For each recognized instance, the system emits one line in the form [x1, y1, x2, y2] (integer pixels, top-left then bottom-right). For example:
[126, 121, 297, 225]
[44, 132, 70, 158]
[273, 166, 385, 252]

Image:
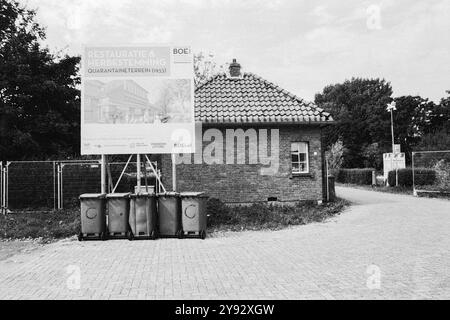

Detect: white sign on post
[383, 152, 406, 180]
[81, 45, 195, 155]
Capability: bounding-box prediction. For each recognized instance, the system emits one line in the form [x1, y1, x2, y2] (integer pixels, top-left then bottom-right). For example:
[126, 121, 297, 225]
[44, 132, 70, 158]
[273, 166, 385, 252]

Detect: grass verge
[337, 183, 450, 199]
[336, 183, 413, 195]
[0, 199, 349, 240]
[207, 198, 349, 233]
[0, 208, 80, 242]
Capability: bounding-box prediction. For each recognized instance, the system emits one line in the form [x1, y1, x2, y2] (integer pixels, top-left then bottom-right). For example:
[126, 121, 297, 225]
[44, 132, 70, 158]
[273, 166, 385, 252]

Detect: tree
[361, 142, 383, 170]
[0, 0, 80, 160]
[325, 139, 346, 170]
[155, 79, 191, 122]
[430, 90, 450, 134]
[194, 52, 218, 87]
[315, 78, 393, 168]
[391, 95, 437, 163]
[414, 128, 450, 152]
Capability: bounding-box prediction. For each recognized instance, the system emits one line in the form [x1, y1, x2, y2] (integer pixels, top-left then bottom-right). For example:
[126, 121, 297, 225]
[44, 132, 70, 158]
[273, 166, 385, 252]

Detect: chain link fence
[0, 158, 162, 213]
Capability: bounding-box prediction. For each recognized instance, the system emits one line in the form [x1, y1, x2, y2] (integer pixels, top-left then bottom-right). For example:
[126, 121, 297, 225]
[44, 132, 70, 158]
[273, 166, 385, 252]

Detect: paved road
[0, 187, 449, 299]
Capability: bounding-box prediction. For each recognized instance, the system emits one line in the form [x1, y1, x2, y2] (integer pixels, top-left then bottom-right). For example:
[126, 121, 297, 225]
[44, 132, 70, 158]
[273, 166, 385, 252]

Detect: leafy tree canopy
[0, 0, 80, 160]
[315, 77, 393, 167]
[316, 76, 449, 168]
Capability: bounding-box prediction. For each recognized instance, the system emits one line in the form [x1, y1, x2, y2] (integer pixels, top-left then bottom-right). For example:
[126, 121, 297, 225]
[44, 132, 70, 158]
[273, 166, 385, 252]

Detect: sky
[22, 0, 450, 103]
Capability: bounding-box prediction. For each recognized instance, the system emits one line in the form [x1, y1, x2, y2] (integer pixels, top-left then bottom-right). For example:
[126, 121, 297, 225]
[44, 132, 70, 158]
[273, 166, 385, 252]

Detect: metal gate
[1, 160, 101, 213]
[1, 158, 163, 213]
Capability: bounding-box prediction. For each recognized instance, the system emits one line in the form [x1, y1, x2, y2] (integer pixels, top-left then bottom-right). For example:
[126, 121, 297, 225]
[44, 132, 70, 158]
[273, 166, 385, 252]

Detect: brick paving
[0, 186, 449, 299]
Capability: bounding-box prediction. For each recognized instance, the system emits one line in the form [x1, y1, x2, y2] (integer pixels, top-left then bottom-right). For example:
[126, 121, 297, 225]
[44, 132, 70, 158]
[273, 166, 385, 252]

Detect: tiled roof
[195, 72, 333, 124]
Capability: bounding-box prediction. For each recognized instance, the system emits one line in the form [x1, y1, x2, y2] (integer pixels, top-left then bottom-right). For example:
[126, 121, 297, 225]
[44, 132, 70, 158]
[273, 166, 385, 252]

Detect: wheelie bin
[157, 192, 182, 238]
[129, 192, 158, 240]
[106, 193, 131, 239]
[180, 192, 208, 239]
[78, 193, 106, 241]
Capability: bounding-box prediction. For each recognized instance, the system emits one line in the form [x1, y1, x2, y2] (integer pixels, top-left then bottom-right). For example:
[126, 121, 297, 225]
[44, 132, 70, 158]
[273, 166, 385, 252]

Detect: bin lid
[106, 192, 131, 198]
[180, 192, 208, 198]
[156, 191, 180, 197]
[130, 192, 155, 198]
[79, 193, 106, 199]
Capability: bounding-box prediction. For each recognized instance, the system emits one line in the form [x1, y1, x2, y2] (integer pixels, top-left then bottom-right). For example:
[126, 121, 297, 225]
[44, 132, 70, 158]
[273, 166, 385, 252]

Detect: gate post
[57, 162, 64, 210]
[0, 162, 3, 214]
[53, 161, 56, 210]
[5, 162, 9, 212]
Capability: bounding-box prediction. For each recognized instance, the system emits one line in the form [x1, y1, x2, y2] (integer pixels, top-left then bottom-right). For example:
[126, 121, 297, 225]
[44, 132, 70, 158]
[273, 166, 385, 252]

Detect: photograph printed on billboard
[81, 45, 195, 155]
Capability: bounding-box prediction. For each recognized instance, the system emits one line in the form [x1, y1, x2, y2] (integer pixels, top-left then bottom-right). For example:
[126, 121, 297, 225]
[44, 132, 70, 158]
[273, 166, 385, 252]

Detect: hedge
[387, 168, 436, 187]
[334, 168, 375, 185]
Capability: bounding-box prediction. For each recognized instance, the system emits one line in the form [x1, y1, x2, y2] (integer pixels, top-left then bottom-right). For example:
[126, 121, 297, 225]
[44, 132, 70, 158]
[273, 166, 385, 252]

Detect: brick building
[160, 59, 333, 204]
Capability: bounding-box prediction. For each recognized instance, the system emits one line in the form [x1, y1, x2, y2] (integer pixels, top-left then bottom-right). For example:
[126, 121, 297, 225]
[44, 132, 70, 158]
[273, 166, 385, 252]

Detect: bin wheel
[78, 232, 83, 241]
[176, 230, 183, 239]
[200, 230, 206, 240]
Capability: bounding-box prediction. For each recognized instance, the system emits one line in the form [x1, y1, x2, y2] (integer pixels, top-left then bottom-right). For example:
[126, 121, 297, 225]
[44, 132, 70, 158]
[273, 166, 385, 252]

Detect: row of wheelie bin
[78, 192, 207, 241]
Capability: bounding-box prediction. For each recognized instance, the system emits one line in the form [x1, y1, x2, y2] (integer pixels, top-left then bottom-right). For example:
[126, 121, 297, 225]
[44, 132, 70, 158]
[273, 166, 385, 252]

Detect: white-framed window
[291, 142, 309, 174]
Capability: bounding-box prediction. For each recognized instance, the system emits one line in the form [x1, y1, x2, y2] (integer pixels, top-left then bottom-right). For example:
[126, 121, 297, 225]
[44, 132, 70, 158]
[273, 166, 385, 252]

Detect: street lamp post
[386, 101, 397, 185]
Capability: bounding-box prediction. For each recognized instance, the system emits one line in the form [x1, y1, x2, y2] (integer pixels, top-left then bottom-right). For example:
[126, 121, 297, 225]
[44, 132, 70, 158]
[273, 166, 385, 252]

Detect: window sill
[289, 173, 313, 179]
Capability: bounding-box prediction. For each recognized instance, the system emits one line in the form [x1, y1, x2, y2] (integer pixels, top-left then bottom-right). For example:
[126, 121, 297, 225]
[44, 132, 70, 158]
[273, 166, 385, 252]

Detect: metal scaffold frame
[108, 154, 166, 194]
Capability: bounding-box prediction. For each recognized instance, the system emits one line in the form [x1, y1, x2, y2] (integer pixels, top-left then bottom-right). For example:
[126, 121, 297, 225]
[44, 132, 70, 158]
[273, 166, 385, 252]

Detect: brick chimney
[229, 58, 241, 77]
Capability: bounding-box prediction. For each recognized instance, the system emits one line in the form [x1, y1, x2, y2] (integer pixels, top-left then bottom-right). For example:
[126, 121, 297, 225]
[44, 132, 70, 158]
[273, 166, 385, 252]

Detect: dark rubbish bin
[129, 193, 158, 240]
[180, 192, 208, 239]
[157, 192, 182, 238]
[78, 193, 106, 241]
[106, 193, 131, 239]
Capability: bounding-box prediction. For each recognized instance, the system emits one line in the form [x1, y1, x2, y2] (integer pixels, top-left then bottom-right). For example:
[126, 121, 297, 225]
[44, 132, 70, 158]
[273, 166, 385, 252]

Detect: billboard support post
[101, 155, 107, 194]
[171, 154, 177, 192]
[136, 154, 141, 192]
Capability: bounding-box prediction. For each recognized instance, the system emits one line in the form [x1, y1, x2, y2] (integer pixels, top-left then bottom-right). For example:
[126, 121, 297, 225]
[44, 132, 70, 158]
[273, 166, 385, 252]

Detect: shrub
[387, 168, 436, 187]
[206, 197, 349, 231]
[433, 160, 450, 190]
[206, 198, 237, 227]
[335, 168, 375, 185]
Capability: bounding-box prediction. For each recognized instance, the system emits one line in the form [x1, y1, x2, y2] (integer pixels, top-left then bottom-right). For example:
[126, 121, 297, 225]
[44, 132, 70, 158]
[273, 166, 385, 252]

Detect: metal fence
[412, 150, 450, 196]
[0, 158, 162, 213]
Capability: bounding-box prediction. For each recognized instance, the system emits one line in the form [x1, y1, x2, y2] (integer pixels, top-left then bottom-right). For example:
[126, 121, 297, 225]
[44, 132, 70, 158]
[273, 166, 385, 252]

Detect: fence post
[5, 162, 9, 212]
[56, 162, 63, 210]
[53, 161, 56, 210]
[0, 162, 3, 214]
[326, 160, 329, 202]
[412, 152, 416, 196]
[56, 162, 60, 209]
[60, 163, 64, 209]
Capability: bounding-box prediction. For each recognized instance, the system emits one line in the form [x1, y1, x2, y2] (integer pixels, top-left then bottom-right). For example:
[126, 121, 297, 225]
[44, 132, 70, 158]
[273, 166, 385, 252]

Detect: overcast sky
[23, 0, 450, 103]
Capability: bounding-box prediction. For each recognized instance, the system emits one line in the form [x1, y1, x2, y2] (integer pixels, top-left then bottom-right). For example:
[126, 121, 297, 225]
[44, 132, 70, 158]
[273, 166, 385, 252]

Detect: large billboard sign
[81, 45, 194, 155]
